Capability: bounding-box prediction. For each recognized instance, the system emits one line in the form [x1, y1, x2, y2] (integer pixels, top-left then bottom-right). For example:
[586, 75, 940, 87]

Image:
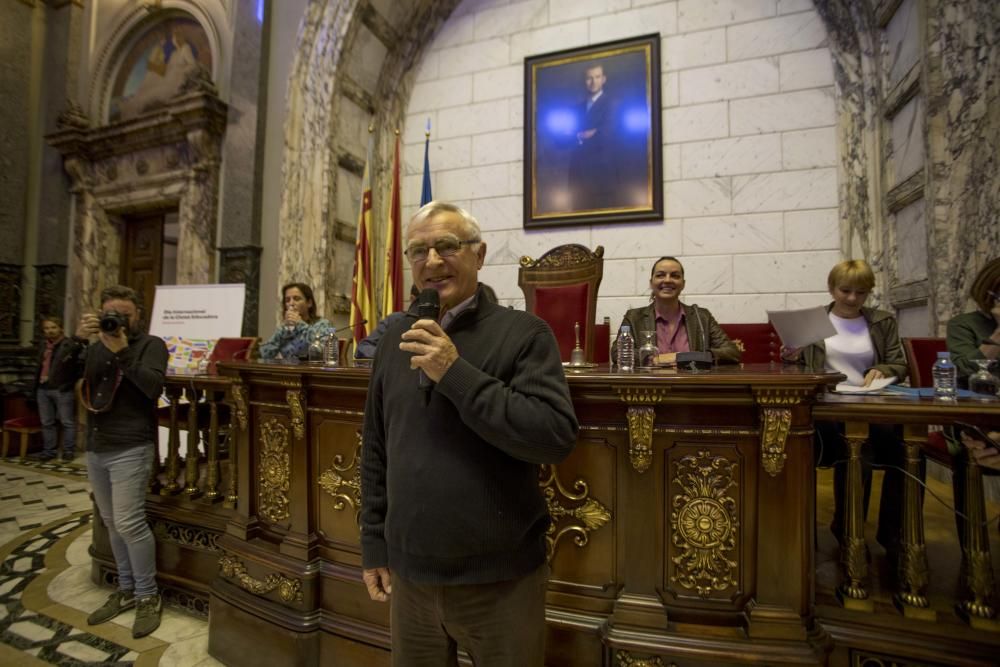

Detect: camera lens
[99, 311, 126, 333]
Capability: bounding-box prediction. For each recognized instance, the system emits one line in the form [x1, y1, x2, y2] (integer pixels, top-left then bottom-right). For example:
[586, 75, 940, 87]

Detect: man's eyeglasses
[404, 237, 479, 262]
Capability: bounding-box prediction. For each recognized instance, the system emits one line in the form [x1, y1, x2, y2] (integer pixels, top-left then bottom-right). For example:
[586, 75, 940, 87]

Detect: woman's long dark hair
[281, 282, 318, 322]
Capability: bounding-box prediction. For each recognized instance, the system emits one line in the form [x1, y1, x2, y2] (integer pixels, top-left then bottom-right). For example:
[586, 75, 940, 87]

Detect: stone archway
[48, 88, 227, 323]
[276, 0, 462, 321]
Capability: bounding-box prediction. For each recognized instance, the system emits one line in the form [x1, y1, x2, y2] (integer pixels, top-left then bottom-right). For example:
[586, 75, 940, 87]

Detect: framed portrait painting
[524, 34, 662, 229]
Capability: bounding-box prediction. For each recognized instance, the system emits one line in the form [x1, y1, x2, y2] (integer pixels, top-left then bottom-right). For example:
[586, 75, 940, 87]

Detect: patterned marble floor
[0, 459, 219, 666]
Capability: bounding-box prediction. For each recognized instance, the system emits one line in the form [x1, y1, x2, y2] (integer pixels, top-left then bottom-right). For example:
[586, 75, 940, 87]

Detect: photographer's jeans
[86, 445, 157, 597]
[36, 387, 76, 457]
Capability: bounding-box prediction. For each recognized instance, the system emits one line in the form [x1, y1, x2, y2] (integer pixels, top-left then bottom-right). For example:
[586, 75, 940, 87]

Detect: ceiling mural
[109, 16, 212, 122]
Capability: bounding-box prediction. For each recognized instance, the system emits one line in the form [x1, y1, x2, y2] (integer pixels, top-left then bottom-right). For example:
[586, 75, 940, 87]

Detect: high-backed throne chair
[518, 244, 604, 363]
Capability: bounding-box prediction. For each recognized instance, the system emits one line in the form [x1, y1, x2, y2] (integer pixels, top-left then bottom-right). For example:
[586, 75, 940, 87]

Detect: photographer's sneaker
[87, 590, 134, 625]
[132, 593, 162, 638]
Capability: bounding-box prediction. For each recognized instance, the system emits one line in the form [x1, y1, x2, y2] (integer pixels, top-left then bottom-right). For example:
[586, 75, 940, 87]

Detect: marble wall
[924, 0, 1000, 330]
[395, 0, 842, 323]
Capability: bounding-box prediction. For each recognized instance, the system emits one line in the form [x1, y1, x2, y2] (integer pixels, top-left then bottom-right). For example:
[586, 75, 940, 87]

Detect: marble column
[33, 264, 68, 333]
[220, 246, 262, 336]
[278, 0, 461, 318]
[924, 0, 1000, 329]
[813, 0, 888, 303]
[177, 128, 221, 285]
[0, 264, 22, 343]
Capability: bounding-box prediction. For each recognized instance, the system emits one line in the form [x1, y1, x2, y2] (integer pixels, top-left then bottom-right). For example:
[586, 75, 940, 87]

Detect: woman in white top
[786, 260, 910, 553]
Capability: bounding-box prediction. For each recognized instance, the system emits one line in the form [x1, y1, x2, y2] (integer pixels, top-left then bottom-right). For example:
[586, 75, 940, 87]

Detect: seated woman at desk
[260, 282, 333, 360]
[946, 257, 1000, 388]
[615, 256, 740, 365]
[784, 259, 910, 552]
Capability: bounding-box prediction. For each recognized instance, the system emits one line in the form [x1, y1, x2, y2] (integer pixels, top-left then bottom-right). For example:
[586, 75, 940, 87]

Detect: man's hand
[961, 430, 1000, 471]
[76, 313, 100, 340]
[577, 128, 597, 142]
[863, 368, 885, 387]
[780, 346, 802, 363]
[100, 327, 129, 354]
[363, 567, 391, 602]
[400, 320, 459, 382]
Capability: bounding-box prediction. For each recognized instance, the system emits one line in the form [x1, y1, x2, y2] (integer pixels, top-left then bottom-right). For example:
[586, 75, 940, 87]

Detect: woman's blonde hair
[827, 259, 875, 292]
[970, 257, 1000, 313]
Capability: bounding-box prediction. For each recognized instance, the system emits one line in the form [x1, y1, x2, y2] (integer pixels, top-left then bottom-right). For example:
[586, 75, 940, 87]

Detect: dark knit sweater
[69, 332, 168, 452]
[360, 290, 579, 585]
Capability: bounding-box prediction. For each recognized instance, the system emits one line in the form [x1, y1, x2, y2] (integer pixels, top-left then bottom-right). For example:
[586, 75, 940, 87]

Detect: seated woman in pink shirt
[614, 256, 740, 365]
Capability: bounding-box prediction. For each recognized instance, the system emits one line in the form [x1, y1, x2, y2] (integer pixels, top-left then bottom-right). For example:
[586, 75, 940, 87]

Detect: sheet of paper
[766, 306, 836, 350]
[833, 377, 897, 393]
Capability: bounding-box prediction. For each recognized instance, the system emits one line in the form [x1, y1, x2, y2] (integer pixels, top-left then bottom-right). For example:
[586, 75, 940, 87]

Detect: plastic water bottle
[617, 325, 635, 372]
[932, 351, 957, 401]
[322, 334, 339, 367]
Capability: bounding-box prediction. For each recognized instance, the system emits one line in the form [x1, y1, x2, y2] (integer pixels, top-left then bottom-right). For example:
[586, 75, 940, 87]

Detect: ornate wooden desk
[203, 362, 839, 666]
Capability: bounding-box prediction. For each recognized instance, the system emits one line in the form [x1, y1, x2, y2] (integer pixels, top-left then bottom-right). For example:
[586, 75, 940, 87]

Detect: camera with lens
[99, 310, 128, 333]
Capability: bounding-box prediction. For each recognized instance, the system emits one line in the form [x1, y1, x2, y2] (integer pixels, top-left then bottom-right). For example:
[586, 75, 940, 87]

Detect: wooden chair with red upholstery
[718, 322, 782, 364]
[518, 245, 604, 363]
[902, 337, 950, 464]
[1, 414, 42, 460]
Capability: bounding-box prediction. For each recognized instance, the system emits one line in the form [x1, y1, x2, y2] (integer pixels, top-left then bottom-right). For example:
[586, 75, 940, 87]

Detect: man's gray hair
[407, 201, 482, 241]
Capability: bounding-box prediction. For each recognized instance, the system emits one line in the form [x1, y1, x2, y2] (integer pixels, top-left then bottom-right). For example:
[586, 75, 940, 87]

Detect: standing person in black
[360, 201, 579, 666]
[33, 316, 80, 461]
[68, 285, 168, 639]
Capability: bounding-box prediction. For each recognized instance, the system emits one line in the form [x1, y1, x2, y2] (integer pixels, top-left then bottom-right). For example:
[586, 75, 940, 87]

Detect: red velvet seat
[719, 323, 781, 364]
[2, 415, 42, 460]
[518, 245, 604, 363]
[902, 337, 949, 464]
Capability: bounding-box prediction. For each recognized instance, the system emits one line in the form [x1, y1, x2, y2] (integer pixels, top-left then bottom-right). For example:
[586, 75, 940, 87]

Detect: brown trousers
[389, 564, 549, 667]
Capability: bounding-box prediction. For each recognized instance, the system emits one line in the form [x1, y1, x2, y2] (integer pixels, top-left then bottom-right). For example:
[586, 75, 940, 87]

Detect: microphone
[333, 319, 368, 335]
[676, 304, 714, 369]
[415, 288, 439, 391]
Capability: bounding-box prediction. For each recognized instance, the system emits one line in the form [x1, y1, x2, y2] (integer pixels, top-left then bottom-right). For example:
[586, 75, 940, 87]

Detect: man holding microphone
[360, 201, 578, 666]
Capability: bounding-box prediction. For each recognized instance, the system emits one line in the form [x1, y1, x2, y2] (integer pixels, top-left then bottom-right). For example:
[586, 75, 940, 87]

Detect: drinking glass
[638, 331, 658, 368]
[969, 358, 999, 399]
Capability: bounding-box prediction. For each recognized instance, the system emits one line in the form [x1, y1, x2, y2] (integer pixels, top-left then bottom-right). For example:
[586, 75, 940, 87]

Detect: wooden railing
[814, 394, 1000, 662]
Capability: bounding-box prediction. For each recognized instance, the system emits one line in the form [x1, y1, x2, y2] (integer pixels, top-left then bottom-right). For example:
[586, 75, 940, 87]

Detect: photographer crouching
[68, 285, 168, 638]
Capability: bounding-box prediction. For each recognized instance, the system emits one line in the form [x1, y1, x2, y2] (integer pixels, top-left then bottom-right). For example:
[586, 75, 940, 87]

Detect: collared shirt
[586, 90, 603, 112]
[39, 335, 64, 383]
[440, 293, 477, 332]
[654, 305, 690, 354]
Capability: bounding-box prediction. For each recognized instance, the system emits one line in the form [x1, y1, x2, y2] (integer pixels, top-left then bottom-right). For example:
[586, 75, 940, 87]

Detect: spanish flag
[350, 135, 377, 344]
[382, 132, 403, 317]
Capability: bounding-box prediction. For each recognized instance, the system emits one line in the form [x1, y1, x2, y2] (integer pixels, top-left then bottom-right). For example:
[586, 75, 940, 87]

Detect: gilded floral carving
[318, 430, 362, 524]
[258, 418, 290, 524]
[286, 390, 305, 439]
[670, 450, 738, 598]
[219, 552, 303, 603]
[539, 464, 611, 561]
[626, 406, 655, 473]
[231, 382, 248, 431]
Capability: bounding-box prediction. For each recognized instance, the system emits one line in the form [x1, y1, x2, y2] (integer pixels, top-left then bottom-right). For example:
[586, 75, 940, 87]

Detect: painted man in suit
[568, 63, 618, 212]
